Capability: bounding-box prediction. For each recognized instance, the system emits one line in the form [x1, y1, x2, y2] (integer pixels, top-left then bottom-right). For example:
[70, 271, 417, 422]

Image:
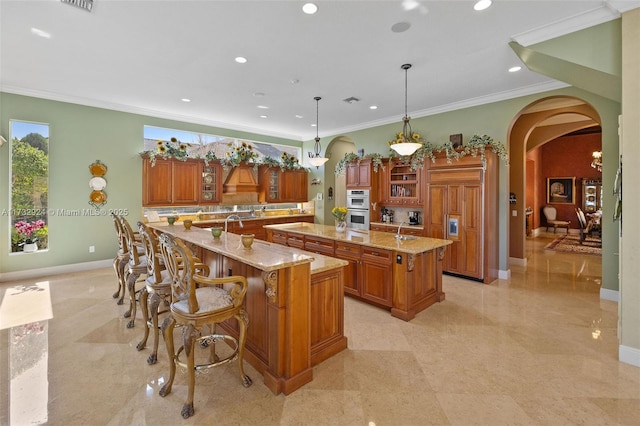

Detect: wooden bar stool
[158, 233, 252, 419]
[120, 216, 147, 328]
[111, 213, 129, 305]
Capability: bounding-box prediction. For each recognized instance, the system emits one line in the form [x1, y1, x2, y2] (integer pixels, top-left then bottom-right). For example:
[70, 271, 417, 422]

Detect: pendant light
[390, 64, 423, 156]
[308, 96, 329, 168]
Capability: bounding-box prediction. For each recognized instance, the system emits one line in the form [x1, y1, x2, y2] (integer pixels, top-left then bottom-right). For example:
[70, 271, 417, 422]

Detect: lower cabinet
[359, 246, 393, 307]
[334, 242, 361, 296]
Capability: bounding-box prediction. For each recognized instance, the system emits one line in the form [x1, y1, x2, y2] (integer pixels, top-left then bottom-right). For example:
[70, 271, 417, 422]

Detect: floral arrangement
[15, 220, 46, 244]
[144, 137, 188, 166]
[331, 206, 348, 223]
[222, 141, 260, 169]
[388, 129, 424, 148]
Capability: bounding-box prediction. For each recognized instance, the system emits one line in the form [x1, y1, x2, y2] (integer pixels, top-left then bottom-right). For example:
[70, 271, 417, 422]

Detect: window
[143, 125, 301, 162]
[9, 120, 49, 253]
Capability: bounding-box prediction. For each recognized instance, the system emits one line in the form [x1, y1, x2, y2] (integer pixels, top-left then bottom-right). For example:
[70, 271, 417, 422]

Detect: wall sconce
[591, 151, 602, 172]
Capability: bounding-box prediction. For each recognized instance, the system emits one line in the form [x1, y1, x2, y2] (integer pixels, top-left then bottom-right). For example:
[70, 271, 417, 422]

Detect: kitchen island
[264, 223, 452, 321]
[149, 224, 347, 395]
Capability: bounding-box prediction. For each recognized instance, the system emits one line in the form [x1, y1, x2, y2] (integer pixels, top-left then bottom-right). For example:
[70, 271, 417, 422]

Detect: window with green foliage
[9, 120, 49, 253]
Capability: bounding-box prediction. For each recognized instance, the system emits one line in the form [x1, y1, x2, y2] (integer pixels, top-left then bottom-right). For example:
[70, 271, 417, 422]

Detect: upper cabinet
[258, 166, 309, 203]
[382, 160, 423, 206]
[346, 159, 373, 188]
[142, 157, 221, 206]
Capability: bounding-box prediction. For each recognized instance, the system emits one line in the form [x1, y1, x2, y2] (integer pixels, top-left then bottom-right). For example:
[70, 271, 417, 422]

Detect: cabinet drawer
[304, 236, 335, 255]
[361, 247, 392, 264]
[271, 230, 288, 246]
[287, 234, 305, 248]
[335, 242, 361, 259]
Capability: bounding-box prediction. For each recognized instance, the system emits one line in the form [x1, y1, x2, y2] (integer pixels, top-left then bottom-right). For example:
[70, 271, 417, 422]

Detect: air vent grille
[343, 97, 360, 104]
[61, 0, 93, 12]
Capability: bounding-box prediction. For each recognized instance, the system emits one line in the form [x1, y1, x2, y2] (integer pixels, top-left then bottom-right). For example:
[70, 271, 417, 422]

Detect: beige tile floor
[1, 233, 639, 425]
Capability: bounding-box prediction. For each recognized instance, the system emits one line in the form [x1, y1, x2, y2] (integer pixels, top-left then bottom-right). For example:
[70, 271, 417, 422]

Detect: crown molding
[511, 3, 623, 47]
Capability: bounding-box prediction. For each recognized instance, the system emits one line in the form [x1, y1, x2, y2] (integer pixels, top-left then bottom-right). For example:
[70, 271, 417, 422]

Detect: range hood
[223, 164, 259, 194]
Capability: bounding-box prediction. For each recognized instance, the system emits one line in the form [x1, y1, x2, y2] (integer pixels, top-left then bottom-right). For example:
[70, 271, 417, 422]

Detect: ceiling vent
[343, 97, 360, 104]
[60, 0, 93, 12]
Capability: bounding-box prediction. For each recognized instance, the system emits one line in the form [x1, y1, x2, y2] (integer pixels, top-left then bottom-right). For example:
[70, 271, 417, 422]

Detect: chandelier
[389, 63, 423, 156]
[308, 96, 329, 168]
[591, 151, 602, 172]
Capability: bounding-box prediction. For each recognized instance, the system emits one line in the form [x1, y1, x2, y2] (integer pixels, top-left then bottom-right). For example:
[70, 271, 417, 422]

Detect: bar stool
[111, 213, 131, 305]
[158, 233, 252, 419]
[135, 222, 174, 364]
[120, 216, 147, 328]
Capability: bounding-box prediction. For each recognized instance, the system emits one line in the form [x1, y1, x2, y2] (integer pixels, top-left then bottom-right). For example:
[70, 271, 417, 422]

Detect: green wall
[0, 93, 300, 275]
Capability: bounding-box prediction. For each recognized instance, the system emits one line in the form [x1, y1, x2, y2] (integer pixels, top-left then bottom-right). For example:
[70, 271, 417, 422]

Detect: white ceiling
[1, 0, 638, 141]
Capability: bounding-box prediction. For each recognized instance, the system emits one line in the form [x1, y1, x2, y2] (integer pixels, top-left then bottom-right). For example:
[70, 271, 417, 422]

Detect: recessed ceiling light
[257, 105, 269, 109]
[369, 105, 378, 110]
[391, 22, 411, 33]
[253, 92, 265, 97]
[302, 3, 318, 15]
[473, 0, 492, 11]
[31, 27, 51, 38]
[509, 66, 522, 73]
[260, 115, 268, 119]
[311, 124, 317, 127]
[181, 98, 191, 102]
[295, 115, 304, 119]
[235, 56, 247, 64]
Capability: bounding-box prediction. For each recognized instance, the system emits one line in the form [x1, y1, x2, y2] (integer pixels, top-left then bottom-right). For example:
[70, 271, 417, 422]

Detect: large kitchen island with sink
[264, 223, 452, 321]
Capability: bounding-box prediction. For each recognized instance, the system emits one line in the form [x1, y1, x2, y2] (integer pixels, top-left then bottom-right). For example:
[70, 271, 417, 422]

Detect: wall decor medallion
[89, 160, 108, 209]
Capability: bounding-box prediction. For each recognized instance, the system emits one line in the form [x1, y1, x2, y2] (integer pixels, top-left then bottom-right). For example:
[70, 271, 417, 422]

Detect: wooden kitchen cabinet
[258, 166, 309, 203]
[383, 160, 423, 206]
[359, 246, 393, 307]
[200, 162, 222, 204]
[143, 157, 201, 206]
[334, 242, 361, 296]
[425, 149, 498, 283]
[304, 235, 335, 255]
[346, 159, 373, 188]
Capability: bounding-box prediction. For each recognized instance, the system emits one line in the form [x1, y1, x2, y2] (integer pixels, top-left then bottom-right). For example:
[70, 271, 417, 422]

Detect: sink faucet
[224, 214, 244, 234]
[395, 220, 406, 239]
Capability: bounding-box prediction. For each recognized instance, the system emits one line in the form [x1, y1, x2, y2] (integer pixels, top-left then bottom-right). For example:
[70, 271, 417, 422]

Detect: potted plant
[14, 219, 46, 252]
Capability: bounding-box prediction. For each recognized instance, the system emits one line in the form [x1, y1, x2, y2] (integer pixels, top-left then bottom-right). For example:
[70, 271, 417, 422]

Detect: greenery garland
[337, 134, 508, 174]
[335, 152, 385, 176]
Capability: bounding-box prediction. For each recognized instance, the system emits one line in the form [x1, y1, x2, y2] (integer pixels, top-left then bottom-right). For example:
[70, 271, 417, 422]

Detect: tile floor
[1, 233, 639, 425]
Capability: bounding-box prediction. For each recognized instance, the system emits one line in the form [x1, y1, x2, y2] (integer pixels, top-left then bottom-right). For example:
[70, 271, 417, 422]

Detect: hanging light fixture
[308, 96, 329, 168]
[390, 63, 423, 157]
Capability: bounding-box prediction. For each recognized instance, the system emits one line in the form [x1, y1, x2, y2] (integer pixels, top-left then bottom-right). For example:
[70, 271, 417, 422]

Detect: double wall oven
[346, 189, 370, 230]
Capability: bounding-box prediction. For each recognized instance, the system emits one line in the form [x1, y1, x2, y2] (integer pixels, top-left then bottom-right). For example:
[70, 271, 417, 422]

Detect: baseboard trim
[619, 344, 640, 367]
[498, 269, 511, 280]
[0, 259, 113, 282]
[600, 288, 619, 302]
[509, 257, 527, 267]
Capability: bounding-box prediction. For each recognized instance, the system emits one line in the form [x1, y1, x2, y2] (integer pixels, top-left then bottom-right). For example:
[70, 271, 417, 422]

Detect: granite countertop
[149, 223, 314, 272]
[149, 222, 346, 274]
[264, 223, 451, 254]
[193, 213, 315, 225]
[370, 221, 424, 230]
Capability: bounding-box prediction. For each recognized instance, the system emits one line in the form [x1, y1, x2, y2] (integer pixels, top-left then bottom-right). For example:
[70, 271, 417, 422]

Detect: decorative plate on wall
[89, 161, 107, 177]
[89, 176, 107, 190]
[90, 190, 107, 205]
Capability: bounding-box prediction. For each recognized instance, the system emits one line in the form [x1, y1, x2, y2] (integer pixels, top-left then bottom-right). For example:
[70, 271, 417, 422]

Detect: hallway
[1, 234, 638, 425]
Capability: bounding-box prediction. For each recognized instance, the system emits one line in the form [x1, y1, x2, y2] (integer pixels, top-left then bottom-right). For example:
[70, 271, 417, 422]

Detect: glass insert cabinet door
[9, 120, 50, 253]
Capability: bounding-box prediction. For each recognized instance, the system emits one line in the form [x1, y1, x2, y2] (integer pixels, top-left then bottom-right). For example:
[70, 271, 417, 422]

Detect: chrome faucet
[395, 220, 406, 239]
[224, 214, 244, 235]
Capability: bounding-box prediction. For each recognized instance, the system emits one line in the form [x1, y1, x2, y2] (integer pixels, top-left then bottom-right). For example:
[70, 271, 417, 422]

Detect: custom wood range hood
[222, 163, 260, 204]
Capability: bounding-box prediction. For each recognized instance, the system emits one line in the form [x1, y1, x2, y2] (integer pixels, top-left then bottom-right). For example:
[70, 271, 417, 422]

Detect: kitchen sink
[395, 235, 419, 241]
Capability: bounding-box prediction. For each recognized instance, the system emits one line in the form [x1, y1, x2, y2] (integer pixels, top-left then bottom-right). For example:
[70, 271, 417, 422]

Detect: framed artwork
[547, 177, 575, 204]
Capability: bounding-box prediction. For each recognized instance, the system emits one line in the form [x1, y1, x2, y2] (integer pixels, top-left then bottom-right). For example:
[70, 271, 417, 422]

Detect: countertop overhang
[264, 223, 452, 254]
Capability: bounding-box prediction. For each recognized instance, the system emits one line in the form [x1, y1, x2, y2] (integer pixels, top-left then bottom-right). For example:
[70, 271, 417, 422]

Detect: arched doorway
[320, 136, 356, 225]
[508, 96, 602, 261]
